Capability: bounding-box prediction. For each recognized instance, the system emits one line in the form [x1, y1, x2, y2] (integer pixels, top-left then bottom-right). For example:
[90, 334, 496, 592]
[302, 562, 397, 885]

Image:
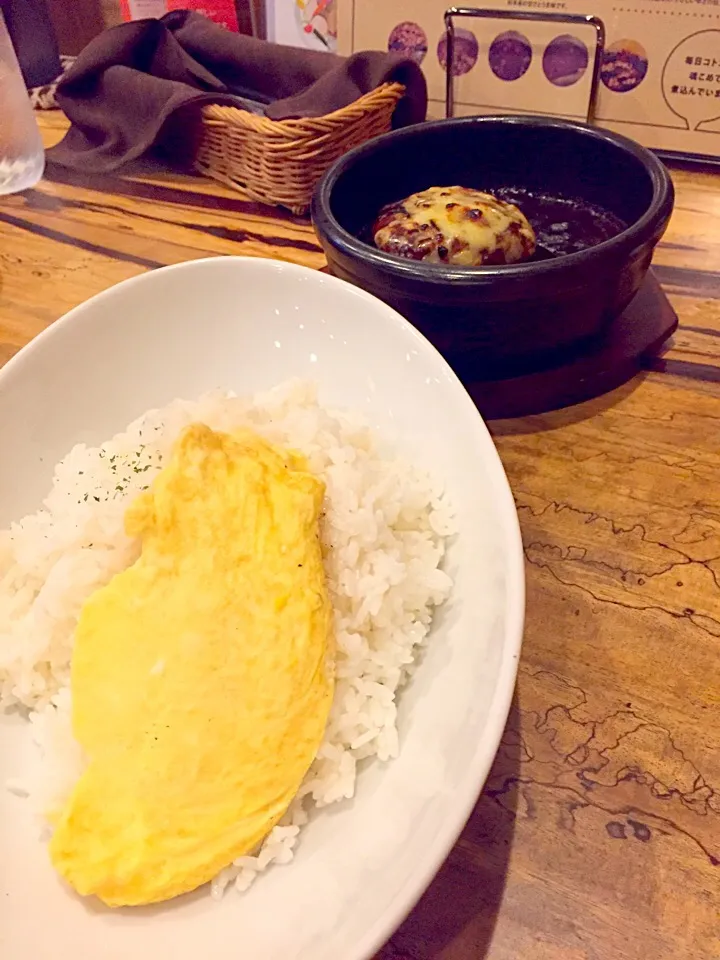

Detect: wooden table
[1, 115, 718, 959]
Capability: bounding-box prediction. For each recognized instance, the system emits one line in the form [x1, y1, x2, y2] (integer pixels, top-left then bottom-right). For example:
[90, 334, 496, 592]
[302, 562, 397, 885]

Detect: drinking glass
[0, 10, 44, 195]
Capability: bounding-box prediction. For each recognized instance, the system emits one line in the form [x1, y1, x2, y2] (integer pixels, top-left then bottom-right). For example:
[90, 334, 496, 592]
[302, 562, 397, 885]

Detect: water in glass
[0, 10, 44, 195]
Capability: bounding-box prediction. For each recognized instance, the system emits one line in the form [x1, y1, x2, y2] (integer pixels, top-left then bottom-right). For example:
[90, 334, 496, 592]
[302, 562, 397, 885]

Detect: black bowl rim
[311, 114, 675, 284]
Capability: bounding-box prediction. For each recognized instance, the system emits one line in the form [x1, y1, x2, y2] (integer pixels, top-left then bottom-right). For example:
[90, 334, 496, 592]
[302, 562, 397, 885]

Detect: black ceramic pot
[311, 116, 674, 378]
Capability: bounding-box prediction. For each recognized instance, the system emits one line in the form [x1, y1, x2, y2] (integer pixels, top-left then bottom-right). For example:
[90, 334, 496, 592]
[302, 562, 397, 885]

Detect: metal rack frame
[444, 6, 606, 122]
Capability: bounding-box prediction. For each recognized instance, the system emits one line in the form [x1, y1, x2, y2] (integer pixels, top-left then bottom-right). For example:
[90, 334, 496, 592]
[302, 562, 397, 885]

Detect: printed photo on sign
[267, 0, 338, 51]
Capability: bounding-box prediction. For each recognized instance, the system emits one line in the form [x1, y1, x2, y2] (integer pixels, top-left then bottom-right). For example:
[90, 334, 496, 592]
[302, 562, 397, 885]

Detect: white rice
[0, 379, 454, 898]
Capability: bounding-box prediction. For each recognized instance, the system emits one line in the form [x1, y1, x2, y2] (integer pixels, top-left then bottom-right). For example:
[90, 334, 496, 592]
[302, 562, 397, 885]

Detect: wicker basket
[194, 82, 405, 215]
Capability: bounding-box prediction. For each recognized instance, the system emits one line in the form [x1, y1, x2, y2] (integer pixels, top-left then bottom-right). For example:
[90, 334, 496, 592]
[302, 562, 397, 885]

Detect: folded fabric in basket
[47, 10, 427, 173]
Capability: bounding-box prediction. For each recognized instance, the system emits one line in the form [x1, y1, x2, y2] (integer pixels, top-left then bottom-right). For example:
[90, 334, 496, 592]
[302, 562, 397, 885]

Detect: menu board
[337, 0, 720, 159]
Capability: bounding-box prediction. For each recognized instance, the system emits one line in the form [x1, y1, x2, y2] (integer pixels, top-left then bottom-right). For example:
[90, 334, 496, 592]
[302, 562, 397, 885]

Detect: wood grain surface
[1, 115, 718, 959]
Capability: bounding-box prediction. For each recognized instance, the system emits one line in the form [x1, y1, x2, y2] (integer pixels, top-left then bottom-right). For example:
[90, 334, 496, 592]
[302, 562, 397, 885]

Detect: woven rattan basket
[194, 82, 405, 214]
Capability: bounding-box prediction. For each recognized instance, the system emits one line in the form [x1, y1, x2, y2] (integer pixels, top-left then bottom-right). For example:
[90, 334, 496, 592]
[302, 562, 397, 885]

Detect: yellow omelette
[49, 424, 333, 907]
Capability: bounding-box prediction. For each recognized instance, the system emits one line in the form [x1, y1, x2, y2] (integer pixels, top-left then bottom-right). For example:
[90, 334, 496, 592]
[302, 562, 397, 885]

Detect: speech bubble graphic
[662, 30, 720, 130]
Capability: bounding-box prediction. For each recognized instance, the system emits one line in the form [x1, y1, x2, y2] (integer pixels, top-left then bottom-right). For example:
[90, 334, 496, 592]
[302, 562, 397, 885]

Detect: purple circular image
[438, 27, 479, 77]
[542, 34, 589, 87]
[388, 21, 428, 65]
[488, 30, 532, 81]
[600, 40, 649, 92]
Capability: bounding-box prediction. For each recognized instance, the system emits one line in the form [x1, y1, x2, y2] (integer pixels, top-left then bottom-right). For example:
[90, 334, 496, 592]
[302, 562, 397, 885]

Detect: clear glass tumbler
[0, 10, 44, 195]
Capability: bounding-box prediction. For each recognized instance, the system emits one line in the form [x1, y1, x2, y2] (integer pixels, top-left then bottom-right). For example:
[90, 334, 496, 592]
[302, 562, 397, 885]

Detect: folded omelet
[49, 424, 333, 907]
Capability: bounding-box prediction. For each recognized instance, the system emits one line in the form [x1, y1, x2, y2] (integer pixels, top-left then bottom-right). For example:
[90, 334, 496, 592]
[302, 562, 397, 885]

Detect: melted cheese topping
[373, 185, 536, 266]
[49, 425, 333, 907]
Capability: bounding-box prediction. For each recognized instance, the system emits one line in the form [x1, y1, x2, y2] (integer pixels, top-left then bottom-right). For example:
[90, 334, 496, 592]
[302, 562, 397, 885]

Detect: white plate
[0, 257, 523, 960]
